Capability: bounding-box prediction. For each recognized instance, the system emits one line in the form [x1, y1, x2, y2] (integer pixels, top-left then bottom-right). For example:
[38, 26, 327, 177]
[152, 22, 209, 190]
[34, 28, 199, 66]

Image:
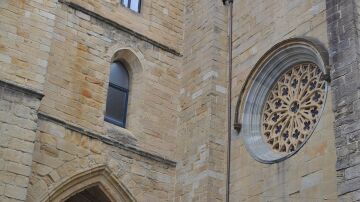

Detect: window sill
[104, 122, 137, 146]
[119, 3, 141, 15]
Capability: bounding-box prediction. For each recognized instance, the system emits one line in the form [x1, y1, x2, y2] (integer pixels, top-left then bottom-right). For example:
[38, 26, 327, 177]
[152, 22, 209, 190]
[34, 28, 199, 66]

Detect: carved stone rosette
[262, 63, 326, 153]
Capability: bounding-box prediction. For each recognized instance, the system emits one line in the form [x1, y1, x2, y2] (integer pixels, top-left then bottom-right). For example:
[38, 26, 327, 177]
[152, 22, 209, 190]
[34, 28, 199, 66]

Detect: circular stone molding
[238, 38, 329, 163]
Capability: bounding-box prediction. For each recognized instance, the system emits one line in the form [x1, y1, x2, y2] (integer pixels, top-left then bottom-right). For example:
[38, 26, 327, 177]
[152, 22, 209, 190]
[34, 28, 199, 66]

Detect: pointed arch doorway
[65, 186, 112, 202]
[41, 166, 136, 202]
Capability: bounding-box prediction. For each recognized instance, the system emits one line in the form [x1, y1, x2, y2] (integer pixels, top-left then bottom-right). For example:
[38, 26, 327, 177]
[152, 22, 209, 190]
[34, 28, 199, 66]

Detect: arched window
[105, 62, 129, 128]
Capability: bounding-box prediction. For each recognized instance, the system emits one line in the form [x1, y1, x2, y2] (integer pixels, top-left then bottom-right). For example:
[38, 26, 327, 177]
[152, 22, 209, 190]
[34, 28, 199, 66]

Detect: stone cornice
[58, 0, 182, 57]
[0, 80, 44, 100]
[38, 112, 177, 167]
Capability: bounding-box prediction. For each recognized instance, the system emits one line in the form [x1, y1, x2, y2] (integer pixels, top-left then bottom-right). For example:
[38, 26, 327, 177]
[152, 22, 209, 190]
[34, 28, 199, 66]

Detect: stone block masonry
[26, 118, 176, 202]
[0, 0, 183, 200]
[0, 0, 356, 201]
[0, 81, 43, 202]
[59, 0, 184, 53]
[0, 0, 56, 92]
[175, 0, 228, 201]
[327, 0, 360, 201]
[229, 0, 338, 201]
[37, 1, 182, 160]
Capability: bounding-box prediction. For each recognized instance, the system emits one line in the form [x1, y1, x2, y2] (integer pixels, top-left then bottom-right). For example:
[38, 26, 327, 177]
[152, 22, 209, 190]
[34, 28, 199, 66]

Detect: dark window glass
[105, 62, 129, 128]
[121, 0, 141, 13]
[109, 63, 129, 88]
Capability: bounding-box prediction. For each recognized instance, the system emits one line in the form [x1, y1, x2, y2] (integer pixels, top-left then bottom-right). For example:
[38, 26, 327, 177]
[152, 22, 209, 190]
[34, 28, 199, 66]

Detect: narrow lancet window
[105, 62, 129, 128]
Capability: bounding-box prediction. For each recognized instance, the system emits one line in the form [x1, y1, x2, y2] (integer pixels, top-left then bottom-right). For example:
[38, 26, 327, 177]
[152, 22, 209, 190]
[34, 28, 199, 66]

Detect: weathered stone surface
[326, 0, 360, 200]
[36, 0, 181, 160]
[27, 119, 176, 202]
[175, 0, 227, 201]
[301, 171, 323, 190]
[229, 0, 338, 201]
[0, 83, 41, 201]
[0, 0, 354, 201]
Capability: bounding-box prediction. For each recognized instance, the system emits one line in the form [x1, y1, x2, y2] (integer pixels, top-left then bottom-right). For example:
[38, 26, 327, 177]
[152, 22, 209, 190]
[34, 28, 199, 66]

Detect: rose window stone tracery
[261, 63, 326, 153]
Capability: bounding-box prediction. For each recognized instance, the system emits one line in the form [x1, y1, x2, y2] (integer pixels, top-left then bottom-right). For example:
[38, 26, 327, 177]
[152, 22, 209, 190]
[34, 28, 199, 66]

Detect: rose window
[261, 63, 326, 153]
[238, 40, 329, 163]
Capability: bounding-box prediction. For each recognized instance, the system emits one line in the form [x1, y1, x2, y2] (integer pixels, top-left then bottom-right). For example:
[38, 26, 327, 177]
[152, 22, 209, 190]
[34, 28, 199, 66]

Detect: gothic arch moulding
[234, 38, 331, 164]
[108, 47, 145, 76]
[40, 165, 137, 202]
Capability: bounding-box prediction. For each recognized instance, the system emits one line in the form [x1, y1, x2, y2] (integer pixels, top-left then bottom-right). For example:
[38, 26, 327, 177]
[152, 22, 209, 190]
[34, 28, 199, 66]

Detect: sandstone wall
[175, 0, 228, 201]
[230, 0, 338, 201]
[0, 82, 42, 202]
[0, 0, 55, 92]
[1, 0, 184, 201]
[60, 0, 184, 51]
[327, 0, 360, 201]
[27, 118, 176, 201]
[38, 1, 182, 159]
[0, 0, 346, 201]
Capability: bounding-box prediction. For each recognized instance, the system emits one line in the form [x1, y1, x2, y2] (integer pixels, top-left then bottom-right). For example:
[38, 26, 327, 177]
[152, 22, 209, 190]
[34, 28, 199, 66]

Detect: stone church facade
[0, 0, 359, 201]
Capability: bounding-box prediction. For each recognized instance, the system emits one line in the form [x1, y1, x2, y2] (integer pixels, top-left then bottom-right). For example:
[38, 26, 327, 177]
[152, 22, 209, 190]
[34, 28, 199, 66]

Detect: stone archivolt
[262, 63, 326, 153]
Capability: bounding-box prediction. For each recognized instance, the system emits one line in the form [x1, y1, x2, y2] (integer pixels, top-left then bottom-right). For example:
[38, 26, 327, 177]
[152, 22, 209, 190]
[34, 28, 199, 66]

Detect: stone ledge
[0, 80, 44, 100]
[104, 122, 137, 146]
[38, 112, 177, 167]
[58, 0, 182, 57]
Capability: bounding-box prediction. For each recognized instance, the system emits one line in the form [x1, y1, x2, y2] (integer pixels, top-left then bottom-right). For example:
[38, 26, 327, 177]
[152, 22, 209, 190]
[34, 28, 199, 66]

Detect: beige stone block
[40, 144, 59, 158]
[80, 136, 90, 149]
[59, 151, 76, 161]
[0, 159, 5, 171]
[0, 184, 4, 196]
[56, 140, 78, 155]
[8, 138, 34, 153]
[14, 175, 29, 188]
[0, 172, 15, 185]
[33, 152, 63, 169]
[0, 54, 11, 64]
[4, 185, 26, 200]
[6, 162, 31, 176]
[56, 163, 77, 179]
[48, 170, 61, 183]
[38, 132, 57, 146]
[3, 149, 23, 163]
[64, 130, 82, 146]
[89, 139, 103, 154]
[131, 164, 147, 177]
[34, 163, 52, 177]
[38, 121, 65, 138]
